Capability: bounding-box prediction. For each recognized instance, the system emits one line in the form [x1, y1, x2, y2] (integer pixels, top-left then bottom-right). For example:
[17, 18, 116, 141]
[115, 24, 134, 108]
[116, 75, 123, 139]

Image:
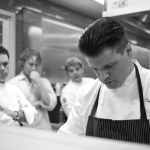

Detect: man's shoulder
[141, 67, 150, 75]
[40, 77, 49, 82]
[75, 79, 101, 108]
[140, 66, 150, 82]
[82, 77, 95, 83]
[40, 77, 53, 87]
[80, 78, 100, 95]
[135, 60, 150, 80]
[6, 82, 20, 91]
[137, 64, 150, 92]
[9, 74, 22, 83]
[61, 81, 73, 92]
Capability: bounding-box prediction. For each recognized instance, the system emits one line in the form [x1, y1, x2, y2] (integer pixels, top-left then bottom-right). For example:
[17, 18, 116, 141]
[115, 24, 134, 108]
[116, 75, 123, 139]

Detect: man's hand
[30, 71, 44, 100]
[30, 71, 41, 84]
[30, 71, 50, 106]
[2, 108, 15, 119]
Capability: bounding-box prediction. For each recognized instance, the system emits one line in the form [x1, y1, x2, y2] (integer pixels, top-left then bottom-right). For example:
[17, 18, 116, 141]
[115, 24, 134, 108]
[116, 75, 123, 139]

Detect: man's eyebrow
[91, 62, 116, 69]
[105, 62, 115, 66]
[92, 67, 99, 70]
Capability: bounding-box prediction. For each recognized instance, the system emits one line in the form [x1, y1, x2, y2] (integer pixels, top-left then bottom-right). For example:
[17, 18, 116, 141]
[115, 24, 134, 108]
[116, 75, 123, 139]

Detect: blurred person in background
[0, 46, 35, 126]
[9, 49, 57, 130]
[60, 57, 94, 117]
[58, 17, 150, 144]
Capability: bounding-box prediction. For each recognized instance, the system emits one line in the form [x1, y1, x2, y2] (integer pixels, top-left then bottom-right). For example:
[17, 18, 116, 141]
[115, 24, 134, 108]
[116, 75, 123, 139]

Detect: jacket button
[132, 100, 137, 105]
[99, 101, 104, 105]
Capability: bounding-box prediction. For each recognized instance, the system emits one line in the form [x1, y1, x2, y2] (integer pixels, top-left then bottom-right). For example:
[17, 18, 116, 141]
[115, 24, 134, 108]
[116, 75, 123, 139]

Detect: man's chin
[73, 78, 82, 83]
[0, 80, 6, 84]
[104, 81, 120, 89]
[106, 85, 117, 89]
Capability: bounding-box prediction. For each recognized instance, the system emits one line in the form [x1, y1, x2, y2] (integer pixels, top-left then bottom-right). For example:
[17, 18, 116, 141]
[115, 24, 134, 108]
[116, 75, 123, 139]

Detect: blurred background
[0, 0, 150, 126]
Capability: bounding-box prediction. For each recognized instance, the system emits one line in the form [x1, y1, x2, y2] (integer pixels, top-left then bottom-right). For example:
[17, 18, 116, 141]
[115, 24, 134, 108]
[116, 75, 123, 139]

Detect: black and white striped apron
[86, 64, 150, 144]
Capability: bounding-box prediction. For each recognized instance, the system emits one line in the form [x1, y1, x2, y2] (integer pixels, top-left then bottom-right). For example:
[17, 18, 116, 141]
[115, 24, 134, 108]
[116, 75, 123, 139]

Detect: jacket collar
[18, 72, 30, 83]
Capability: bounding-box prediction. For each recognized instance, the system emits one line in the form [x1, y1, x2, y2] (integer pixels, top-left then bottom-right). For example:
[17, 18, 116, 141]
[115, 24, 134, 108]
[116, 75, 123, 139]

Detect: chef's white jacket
[58, 60, 150, 135]
[0, 82, 36, 126]
[60, 77, 94, 117]
[9, 72, 57, 130]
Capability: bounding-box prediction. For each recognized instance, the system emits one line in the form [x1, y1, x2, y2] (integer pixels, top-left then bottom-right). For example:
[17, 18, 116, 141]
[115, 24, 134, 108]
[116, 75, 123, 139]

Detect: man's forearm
[38, 84, 50, 106]
[2, 108, 26, 123]
[31, 101, 41, 108]
[0, 112, 19, 126]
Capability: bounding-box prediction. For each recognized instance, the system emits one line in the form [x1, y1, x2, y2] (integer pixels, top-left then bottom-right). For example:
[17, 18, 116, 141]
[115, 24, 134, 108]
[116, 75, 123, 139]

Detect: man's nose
[0, 64, 5, 71]
[99, 70, 110, 81]
[32, 65, 36, 70]
[73, 70, 78, 75]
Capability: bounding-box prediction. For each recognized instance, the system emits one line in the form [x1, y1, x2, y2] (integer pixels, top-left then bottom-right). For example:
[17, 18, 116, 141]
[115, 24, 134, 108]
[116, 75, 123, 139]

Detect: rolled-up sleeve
[41, 78, 57, 111]
[58, 88, 84, 135]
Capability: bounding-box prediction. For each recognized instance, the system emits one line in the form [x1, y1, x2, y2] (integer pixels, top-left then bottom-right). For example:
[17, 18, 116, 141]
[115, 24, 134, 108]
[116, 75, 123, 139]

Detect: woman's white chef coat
[58, 60, 150, 135]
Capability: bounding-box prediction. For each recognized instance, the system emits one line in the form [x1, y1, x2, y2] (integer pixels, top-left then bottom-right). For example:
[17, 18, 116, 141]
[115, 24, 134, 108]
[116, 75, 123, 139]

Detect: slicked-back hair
[0, 46, 9, 59]
[78, 17, 128, 57]
[64, 57, 84, 72]
[19, 49, 42, 68]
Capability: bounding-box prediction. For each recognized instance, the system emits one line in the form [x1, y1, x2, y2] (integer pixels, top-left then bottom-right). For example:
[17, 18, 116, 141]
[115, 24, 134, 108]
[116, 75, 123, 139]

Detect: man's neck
[23, 73, 32, 83]
[72, 78, 83, 83]
[128, 61, 134, 76]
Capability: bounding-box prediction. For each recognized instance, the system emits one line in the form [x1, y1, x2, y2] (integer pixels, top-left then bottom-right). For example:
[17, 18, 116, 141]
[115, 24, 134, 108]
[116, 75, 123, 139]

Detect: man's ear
[126, 44, 132, 57]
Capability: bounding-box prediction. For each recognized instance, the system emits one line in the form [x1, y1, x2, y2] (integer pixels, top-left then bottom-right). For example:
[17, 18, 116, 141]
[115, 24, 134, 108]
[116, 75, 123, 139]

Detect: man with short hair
[0, 46, 35, 126]
[60, 57, 94, 117]
[58, 17, 150, 144]
[9, 49, 57, 130]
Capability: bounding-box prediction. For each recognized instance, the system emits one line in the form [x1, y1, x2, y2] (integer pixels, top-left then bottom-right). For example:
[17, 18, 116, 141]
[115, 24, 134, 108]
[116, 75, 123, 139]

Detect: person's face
[67, 64, 84, 83]
[0, 54, 9, 83]
[85, 45, 133, 89]
[22, 56, 39, 77]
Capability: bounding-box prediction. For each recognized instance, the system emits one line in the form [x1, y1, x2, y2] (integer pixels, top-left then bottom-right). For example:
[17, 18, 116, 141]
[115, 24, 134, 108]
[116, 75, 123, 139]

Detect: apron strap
[90, 86, 101, 116]
[134, 63, 147, 120]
